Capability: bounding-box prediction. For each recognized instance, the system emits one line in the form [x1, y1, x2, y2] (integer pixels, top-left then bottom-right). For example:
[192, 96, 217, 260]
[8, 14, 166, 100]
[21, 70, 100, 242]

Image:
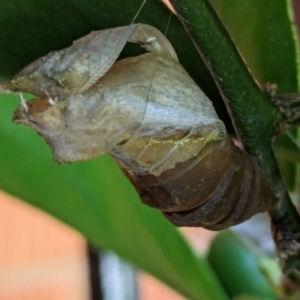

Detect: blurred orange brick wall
[0, 191, 89, 300]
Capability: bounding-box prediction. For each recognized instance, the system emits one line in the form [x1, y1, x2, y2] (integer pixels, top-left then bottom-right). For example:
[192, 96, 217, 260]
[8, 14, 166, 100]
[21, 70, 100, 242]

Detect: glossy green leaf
[208, 231, 279, 299]
[211, 0, 300, 93]
[274, 131, 300, 164]
[274, 130, 300, 190]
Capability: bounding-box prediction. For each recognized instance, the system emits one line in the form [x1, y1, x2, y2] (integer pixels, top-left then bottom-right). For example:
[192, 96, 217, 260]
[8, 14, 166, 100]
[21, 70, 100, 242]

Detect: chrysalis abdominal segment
[4, 24, 277, 230]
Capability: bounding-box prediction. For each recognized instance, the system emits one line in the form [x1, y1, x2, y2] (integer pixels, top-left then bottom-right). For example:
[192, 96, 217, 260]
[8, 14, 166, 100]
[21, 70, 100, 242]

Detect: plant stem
[169, 0, 300, 279]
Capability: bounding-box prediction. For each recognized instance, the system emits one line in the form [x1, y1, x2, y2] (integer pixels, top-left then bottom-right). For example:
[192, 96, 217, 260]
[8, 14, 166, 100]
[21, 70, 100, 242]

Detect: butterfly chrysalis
[2, 24, 277, 230]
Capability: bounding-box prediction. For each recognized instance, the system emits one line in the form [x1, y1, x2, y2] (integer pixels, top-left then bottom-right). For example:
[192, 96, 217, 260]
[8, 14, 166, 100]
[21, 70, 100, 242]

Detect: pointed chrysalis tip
[0, 82, 10, 94]
[0, 82, 18, 96]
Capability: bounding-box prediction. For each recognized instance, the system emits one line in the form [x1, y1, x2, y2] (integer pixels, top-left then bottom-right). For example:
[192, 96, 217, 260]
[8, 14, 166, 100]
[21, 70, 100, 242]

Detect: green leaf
[211, 0, 300, 93]
[274, 131, 300, 165]
[273, 130, 300, 190]
[208, 231, 279, 299]
[0, 1, 229, 299]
